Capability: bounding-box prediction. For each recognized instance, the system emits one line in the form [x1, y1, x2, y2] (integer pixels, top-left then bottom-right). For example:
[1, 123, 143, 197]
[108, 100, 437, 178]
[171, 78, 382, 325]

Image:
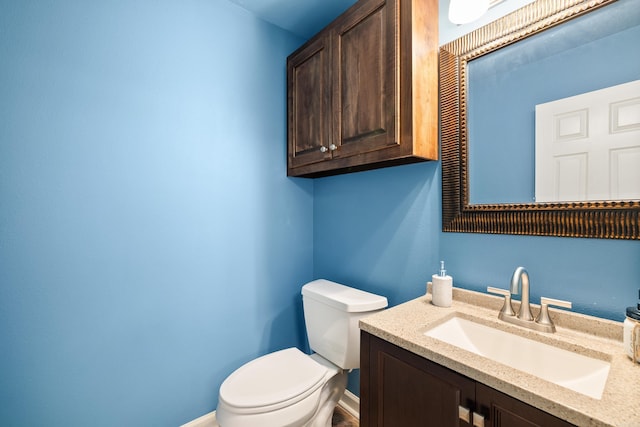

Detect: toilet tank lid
[301, 279, 388, 312]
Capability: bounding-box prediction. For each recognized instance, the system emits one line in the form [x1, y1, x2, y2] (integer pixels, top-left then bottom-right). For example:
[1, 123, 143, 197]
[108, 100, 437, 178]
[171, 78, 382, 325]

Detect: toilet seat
[218, 347, 328, 415]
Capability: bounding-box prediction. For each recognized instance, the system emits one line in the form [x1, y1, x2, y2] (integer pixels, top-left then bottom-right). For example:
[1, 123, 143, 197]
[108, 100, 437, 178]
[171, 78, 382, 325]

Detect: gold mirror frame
[440, 0, 640, 240]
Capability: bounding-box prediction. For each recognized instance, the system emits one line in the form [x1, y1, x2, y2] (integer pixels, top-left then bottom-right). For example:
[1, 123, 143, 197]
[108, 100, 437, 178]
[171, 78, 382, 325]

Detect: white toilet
[216, 279, 388, 427]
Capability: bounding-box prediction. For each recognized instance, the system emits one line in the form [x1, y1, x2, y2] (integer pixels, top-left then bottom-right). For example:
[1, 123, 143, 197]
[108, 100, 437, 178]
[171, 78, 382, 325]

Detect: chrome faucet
[510, 266, 534, 322]
[487, 266, 572, 333]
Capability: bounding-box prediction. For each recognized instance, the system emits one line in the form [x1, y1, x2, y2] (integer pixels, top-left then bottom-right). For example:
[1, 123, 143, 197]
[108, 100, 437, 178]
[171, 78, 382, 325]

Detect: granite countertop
[359, 286, 640, 427]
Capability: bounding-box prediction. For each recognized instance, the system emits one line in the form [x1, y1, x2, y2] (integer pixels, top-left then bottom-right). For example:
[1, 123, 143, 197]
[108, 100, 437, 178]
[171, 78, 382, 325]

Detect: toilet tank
[301, 279, 388, 370]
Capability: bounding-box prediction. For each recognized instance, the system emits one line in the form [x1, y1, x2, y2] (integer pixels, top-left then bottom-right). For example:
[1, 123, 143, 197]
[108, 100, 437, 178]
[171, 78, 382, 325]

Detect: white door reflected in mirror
[535, 79, 640, 202]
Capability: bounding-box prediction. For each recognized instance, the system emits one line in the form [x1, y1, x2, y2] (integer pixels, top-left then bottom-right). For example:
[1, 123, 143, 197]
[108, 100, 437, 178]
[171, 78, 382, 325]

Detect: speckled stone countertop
[359, 286, 640, 427]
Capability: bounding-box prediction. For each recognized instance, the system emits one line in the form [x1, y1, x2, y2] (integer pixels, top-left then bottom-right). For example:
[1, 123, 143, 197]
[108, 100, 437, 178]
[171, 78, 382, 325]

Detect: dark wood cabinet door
[331, 0, 397, 160]
[287, 35, 332, 171]
[286, 0, 438, 177]
[361, 332, 577, 427]
[361, 332, 475, 427]
[476, 383, 575, 427]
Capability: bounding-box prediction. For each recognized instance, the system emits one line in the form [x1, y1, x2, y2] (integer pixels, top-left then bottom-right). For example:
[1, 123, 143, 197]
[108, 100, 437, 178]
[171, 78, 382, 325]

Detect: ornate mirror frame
[440, 0, 640, 240]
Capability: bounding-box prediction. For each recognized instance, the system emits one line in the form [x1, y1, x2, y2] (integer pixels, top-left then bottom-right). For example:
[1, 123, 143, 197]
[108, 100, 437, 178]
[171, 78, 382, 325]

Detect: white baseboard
[180, 392, 360, 427]
[338, 389, 360, 420]
[180, 410, 217, 427]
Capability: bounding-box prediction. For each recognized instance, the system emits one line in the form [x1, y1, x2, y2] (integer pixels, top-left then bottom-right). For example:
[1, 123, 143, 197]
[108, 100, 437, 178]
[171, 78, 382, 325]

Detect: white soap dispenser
[432, 261, 453, 307]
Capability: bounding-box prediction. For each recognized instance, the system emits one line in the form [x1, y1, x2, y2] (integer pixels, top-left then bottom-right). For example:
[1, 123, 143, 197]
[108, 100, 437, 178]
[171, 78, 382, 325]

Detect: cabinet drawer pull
[458, 405, 470, 422]
[329, 143, 337, 151]
[319, 146, 328, 153]
[472, 412, 485, 427]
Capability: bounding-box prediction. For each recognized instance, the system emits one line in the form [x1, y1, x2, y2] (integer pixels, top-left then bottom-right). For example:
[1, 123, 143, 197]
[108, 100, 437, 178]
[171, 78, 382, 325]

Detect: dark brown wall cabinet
[287, 0, 438, 178]
[360, 332, 575, 427]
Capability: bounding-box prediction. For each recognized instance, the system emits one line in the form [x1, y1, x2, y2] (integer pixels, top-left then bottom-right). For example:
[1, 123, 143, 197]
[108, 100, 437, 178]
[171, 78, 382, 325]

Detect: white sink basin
[424, 316, 610, 399]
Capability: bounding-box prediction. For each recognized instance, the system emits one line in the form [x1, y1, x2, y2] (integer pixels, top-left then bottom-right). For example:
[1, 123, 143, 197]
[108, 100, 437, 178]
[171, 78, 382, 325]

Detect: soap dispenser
[432, 261, 453, 307]
[624, 289, 640, 363]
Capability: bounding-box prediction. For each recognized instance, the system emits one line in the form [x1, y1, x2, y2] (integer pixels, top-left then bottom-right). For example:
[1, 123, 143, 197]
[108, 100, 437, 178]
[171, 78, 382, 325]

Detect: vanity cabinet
[360, 331, 575, 427]
[286, 0, 438, 178]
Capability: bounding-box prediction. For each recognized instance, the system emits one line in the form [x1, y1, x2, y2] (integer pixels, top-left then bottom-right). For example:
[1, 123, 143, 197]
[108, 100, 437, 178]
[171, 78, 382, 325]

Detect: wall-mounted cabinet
[287, 0, 438, 178]
[360, 332, 575, 427]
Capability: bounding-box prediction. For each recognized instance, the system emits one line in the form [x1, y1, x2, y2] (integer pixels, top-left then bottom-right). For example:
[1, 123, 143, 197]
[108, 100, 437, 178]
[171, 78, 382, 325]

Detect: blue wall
[2, 0, 640, 425]
[0, 0, 311, 425]
[315, 162, 640, 321]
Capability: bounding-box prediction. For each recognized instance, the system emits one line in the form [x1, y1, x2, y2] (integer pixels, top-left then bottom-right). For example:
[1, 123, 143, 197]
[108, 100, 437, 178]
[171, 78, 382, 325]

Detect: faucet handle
[535, 297, 572, 332]
[540, 297, 572, 309]
[487, 286, 516, 317]
[487, 286, 510, 297]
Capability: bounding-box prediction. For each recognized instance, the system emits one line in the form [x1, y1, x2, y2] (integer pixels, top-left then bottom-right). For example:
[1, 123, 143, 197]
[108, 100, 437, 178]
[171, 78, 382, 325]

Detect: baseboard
[338, 389, 360, 420]
[180, 410, 217, 427]
[180, 392, 360, 427]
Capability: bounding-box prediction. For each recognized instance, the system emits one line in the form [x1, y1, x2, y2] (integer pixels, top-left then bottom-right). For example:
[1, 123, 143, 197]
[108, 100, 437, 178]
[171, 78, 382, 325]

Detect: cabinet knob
[319, 146, 328, 153]
[329, 143, 337, 151]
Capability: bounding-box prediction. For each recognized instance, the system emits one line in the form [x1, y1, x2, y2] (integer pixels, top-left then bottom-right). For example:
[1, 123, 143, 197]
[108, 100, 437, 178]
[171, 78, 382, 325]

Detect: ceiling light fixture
[448, 0, 494, 25]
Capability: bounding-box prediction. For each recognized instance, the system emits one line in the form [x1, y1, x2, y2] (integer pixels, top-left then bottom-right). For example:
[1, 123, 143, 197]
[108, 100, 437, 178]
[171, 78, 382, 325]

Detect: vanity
[359, 287, 640, 427]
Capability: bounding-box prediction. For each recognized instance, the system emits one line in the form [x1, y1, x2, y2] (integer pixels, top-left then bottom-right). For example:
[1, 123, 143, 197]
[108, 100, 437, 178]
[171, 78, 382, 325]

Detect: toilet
[216, 279, 388, 427]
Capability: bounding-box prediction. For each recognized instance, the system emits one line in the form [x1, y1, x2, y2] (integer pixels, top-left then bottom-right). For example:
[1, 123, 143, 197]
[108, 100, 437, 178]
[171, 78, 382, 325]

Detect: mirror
[440, 0, 640, 239]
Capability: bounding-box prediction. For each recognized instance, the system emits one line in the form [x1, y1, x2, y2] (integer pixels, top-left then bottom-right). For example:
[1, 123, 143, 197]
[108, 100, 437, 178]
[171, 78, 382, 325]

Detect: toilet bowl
[216, 279, 387, 427]
[217, 349, 346, 427]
